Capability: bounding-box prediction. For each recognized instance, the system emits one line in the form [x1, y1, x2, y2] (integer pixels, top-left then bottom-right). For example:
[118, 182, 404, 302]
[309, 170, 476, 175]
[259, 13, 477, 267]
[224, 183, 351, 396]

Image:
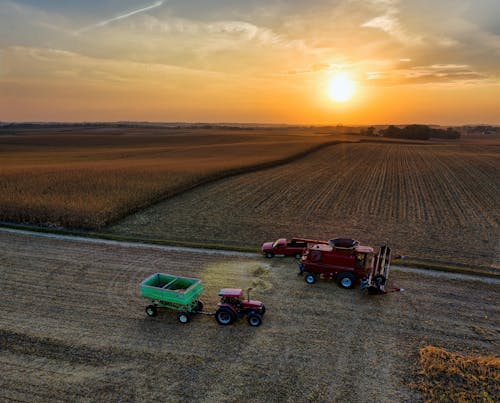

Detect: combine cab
[298, 238, 392, 294]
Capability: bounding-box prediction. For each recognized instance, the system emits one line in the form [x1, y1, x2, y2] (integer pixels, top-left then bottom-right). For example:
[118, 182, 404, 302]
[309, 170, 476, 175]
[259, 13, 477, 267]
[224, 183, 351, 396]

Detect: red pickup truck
[261, 238, 327, 259]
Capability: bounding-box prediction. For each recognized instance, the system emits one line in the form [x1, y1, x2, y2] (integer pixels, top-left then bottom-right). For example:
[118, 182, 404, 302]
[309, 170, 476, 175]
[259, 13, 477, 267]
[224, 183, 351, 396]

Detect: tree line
[362, 125, 460, 140]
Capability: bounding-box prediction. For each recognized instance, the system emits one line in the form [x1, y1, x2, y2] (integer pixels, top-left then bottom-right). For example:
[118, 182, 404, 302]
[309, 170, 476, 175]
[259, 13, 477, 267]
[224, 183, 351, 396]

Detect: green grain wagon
[140, 273, 204, 324]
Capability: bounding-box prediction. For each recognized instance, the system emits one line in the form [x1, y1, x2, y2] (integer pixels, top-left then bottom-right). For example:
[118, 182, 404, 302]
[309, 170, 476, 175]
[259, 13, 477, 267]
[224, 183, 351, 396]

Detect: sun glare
[327, 74, 355, 102]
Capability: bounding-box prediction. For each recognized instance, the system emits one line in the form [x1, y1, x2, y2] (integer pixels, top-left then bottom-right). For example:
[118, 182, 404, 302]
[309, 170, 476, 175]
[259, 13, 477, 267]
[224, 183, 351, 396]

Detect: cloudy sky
[0, 0, 498, 124]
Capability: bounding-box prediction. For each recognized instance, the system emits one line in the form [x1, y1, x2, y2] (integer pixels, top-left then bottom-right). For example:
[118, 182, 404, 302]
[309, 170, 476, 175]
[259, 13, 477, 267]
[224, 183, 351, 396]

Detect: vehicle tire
[304, 273, 316, 284]
[177, 312, 191, 324]
[145, 305, 157, 317]
[295, 253, 302, 259]
[338, 273, 356, 289]
[247, 313, 262, 327]
[374, 275, 386, 285]
[265, 252, 274, 258]
[215, 309, 235, 325]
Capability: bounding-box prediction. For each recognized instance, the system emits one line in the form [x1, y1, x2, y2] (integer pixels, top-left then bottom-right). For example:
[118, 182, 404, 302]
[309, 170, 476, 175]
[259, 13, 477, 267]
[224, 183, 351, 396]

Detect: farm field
[108, 141, 500, 271]
[0, 230, 498, 402]
[0, 125, 344, 229]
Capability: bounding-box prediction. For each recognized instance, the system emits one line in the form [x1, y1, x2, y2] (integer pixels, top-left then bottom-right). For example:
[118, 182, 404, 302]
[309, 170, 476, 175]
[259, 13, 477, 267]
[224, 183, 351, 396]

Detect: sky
[0, 0, 499, 125]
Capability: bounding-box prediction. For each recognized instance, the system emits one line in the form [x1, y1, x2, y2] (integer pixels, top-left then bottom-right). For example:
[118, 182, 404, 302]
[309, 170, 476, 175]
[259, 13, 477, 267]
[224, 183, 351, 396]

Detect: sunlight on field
[0, 127, 339, 229]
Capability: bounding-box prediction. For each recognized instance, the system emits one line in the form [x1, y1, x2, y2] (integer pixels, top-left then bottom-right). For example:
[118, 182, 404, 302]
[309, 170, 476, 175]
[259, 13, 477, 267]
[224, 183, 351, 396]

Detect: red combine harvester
[298, 238, 392, 294]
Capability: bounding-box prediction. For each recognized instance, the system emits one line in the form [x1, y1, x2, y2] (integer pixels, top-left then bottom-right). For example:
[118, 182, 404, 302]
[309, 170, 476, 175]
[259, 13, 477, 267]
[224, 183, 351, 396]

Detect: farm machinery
[140, 273, 266, 326]
[298, 238, 392, 294]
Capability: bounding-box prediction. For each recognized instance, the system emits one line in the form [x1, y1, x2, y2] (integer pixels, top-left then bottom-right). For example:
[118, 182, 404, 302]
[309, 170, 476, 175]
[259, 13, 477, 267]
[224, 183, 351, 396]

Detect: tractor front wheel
[265, 252, 274, 258]
[304, 273, 316, 284]
[215, 309, 235, 325]
[295, 253, 302, 259]
[338, 273, 356, 289]
[177, 312, 191, 324]
[145, 305, 157, 317]
[247, 313, 263, 327]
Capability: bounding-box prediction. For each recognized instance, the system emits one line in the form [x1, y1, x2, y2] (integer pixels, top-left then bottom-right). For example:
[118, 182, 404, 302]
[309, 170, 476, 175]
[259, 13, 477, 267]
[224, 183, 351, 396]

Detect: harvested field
[0, 230, 499, 402]
[109, 141, 500, 271]
[0, 126, 342, 229]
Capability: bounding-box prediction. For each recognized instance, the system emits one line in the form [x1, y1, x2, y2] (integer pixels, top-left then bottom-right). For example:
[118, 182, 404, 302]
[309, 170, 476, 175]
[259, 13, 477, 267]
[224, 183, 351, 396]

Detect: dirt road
[1, 230, 498, 402]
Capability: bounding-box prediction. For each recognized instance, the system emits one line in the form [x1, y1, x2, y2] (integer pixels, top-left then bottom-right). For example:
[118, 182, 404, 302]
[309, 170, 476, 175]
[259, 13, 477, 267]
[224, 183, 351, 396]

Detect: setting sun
[327, 74, 355, 102]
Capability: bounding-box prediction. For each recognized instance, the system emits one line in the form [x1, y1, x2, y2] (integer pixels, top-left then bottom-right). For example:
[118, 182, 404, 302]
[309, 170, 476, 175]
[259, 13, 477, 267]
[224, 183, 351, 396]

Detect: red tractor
[298, 238, 391, 294]
[215, 288, 266, 326]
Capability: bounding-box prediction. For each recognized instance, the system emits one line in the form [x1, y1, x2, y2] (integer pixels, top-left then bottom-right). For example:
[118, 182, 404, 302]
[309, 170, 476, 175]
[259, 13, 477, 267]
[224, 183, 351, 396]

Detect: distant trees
[378, 124, 460, 140]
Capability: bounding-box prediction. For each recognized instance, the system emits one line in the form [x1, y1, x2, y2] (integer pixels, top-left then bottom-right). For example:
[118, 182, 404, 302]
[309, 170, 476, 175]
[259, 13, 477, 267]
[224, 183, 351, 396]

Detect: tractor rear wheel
[177, 312, 191, 324]
[304, 273, 316, 284]
[215, 309, 235, 325]
[338, 273, 356, 289]
[145, 305, 157, 317]
[247, 313, 263, 327]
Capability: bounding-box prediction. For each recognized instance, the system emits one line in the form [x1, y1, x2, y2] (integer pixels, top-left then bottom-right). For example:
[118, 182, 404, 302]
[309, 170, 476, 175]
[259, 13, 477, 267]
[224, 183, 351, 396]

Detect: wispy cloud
[75, 0, 165, 34]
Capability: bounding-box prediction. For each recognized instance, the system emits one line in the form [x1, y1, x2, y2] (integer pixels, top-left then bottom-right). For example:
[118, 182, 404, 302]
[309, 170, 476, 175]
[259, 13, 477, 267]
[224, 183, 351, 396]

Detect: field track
[1, 229, 498, 402]
[109, 141, 500, 271]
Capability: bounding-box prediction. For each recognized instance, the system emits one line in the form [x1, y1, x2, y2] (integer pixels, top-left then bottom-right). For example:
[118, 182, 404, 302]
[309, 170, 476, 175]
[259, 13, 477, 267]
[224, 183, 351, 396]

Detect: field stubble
[0, 231, 498, 401]
[109, 142, 500, 270]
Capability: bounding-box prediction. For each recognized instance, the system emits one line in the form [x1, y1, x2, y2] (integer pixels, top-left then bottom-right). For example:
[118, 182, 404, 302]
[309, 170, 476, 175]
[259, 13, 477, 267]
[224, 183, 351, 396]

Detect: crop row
[109, 142, 500, 269]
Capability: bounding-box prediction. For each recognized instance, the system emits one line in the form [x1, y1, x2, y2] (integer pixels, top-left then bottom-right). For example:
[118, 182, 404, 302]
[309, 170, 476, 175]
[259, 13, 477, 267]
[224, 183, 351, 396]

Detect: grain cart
[298, 238, 392, 294]
[140, 273, 266, 326]
[140, 273, 204, 324]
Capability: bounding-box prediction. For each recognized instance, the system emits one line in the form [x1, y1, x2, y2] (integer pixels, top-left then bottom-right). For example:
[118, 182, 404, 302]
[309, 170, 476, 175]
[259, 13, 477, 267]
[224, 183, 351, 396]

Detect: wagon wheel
[177, 312, 191, 324]
[145, 305, 157, 317]
[337, 273, 356, 289]
[247, 313, 262, 327]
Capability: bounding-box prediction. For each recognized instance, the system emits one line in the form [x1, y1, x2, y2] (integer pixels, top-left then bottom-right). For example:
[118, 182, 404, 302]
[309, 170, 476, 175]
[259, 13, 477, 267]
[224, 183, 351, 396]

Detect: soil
[1, 230, 498, 402]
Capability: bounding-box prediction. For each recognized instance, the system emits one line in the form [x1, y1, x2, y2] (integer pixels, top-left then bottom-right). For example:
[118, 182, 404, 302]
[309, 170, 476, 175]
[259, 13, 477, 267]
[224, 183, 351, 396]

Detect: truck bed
[140, 273, 203, 305]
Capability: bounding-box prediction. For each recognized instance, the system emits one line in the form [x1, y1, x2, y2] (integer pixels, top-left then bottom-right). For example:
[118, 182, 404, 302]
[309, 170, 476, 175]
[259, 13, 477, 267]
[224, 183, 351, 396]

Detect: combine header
[361, 244, 392, 294]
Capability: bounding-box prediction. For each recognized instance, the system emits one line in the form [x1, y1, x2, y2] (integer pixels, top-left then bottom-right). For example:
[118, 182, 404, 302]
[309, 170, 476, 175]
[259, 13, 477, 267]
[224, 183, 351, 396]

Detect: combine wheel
[145, 305, 157, 317]
[247, 313, 263, 327]
[265, 252, 274, 258]
[374, 275, 386, 285]
[177, 312, 191, 324]
[215, 309, 235, 325]
[304, 273, 316, 284]
[337, 273, 356, 289]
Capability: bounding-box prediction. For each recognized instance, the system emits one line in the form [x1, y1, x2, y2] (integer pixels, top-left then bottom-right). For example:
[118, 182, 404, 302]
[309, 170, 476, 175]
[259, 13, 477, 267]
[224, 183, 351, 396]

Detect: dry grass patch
[417, 345, 500, 402]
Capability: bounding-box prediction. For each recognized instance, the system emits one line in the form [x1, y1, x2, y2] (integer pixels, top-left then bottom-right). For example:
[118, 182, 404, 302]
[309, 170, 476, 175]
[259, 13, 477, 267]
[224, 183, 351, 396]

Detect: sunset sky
[1, 0, 499, 125]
